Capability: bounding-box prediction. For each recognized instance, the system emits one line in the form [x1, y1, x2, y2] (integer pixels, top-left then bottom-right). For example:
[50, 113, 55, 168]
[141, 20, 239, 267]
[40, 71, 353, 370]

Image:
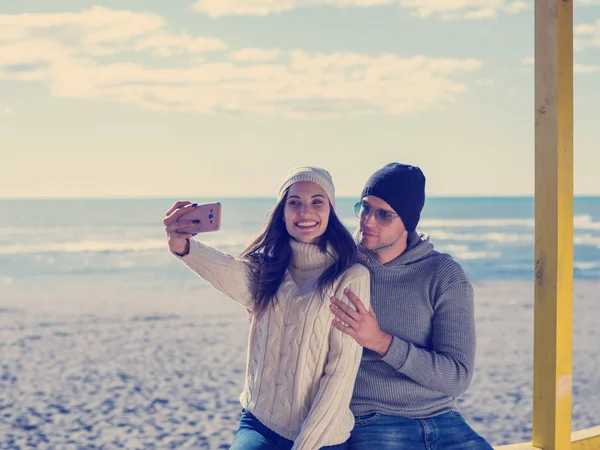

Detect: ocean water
[2, 197, 600, 291]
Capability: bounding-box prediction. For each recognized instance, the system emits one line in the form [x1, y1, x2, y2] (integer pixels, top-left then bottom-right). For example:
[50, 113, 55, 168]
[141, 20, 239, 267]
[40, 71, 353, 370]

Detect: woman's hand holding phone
[163, 201, 222, 255]
[164, 201, 196, 255]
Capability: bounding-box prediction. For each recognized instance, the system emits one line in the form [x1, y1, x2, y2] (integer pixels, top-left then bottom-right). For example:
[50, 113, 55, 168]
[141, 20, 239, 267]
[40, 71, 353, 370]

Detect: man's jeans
[230, 409, 348, 450]
[348, 411, 494, 450]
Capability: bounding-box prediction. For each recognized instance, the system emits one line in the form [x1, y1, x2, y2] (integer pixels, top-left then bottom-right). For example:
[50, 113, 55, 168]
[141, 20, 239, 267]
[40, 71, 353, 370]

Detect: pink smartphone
[179, 202, 221, 233]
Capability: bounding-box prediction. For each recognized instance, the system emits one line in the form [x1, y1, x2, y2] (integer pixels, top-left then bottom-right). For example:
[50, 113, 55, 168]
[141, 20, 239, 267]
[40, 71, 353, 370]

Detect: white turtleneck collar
[289, 238, 336, 272]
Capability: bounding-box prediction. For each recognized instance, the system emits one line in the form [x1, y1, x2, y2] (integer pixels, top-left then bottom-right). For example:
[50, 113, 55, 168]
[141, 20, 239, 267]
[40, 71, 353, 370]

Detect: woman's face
[283, 181, 331, 244]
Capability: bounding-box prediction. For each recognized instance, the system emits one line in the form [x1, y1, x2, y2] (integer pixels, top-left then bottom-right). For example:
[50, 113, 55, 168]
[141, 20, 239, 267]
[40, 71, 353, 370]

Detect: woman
[163, 166, 370, 450]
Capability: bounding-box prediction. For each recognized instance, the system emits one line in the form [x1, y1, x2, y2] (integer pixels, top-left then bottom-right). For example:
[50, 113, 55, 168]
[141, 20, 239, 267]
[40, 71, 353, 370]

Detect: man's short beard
[368, 241, 398, 253]
[362, 235, 400, 252]
[361, 230, 407, 257]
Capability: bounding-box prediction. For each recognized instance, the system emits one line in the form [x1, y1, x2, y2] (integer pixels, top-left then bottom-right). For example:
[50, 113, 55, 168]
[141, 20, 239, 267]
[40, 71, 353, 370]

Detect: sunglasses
[354, 201, 399, 227]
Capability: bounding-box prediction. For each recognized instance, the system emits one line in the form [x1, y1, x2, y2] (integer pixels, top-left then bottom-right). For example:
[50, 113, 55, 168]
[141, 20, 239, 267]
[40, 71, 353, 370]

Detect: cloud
[0, 7, 164, 57]
[574, 63, 600, 74]
[401, 0, 529, 20]
[0, 7, 482, 118]
[191, 0, 530, 19]
[575, 20, 600, 51]
[0, 6, 227, 60]
[475, 79, 494, 86]
[134, 34, 227, 57]
[521, 57, 534, 66]
[191, 0, 394, 17]
[230, 48, 280, 62]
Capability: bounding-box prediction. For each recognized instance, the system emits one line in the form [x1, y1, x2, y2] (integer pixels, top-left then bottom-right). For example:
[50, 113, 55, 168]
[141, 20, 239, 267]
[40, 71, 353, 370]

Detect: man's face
[358, 195, 408, 262]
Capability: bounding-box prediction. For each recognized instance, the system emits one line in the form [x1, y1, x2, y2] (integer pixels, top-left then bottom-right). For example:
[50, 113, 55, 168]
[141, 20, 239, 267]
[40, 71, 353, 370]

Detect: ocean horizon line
[2, 195, 600, 201]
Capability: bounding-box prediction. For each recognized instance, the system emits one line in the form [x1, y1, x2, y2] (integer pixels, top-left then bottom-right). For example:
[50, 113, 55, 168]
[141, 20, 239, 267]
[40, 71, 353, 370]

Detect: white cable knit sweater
[174, 238, 370, 450]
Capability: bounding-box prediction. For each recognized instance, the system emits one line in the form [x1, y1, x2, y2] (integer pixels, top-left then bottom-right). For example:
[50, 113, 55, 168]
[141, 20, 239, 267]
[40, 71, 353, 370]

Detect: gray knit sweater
[350, 232, 476, 419]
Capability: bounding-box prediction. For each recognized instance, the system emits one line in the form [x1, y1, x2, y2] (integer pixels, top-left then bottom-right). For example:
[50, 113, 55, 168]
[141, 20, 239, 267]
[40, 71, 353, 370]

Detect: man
[329, 163, 493, 450]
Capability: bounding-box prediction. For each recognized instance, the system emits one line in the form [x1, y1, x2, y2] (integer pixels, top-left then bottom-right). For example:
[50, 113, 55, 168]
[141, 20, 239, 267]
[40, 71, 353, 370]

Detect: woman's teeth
[296, 221, 317, 228]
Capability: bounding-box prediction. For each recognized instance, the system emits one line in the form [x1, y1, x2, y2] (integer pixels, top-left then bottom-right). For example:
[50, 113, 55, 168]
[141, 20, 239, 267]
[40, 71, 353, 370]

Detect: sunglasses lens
[355, 202, 396, 226]
[355, 202, 369, 217]
[375, 210, 393, 226]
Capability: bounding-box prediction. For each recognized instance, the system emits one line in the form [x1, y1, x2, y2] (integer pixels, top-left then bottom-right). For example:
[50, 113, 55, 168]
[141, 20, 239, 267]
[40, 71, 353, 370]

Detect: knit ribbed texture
[360, 163, 426, 233]
[350, 232, 476, 419]
[174, 238, 370, 449]
[277, 166, 336, 208]
[290, 240, 336, 271]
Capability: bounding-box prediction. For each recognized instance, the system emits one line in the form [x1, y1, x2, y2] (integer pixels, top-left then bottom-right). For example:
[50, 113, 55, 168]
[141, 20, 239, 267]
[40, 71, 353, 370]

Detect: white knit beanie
[277, 166, 336, 209]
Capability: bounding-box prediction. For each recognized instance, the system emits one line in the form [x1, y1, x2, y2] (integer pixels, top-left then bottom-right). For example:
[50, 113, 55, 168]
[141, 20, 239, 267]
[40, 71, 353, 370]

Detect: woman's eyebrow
[288, 194, 326, 199]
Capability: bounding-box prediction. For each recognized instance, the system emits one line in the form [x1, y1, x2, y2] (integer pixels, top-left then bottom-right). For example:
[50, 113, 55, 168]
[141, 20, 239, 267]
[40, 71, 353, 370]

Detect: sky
[1, 0, 599, 199]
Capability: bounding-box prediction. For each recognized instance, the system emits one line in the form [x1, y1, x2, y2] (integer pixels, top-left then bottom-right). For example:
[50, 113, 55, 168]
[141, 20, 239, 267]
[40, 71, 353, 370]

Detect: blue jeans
[348, 411, 493, 450]
[231, 409, 348, 450]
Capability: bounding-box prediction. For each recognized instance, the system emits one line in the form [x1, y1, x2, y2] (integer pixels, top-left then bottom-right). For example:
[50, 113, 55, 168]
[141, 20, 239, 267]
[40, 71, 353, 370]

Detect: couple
[163, 163, 493, 450]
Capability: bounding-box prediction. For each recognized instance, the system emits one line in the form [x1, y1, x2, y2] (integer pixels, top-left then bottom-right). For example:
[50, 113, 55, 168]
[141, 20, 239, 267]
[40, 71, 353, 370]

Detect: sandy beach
[1, 280, 599, 449]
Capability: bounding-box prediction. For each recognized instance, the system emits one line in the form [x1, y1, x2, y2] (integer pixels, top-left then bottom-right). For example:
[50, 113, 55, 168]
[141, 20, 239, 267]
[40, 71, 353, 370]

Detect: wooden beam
[493, 426, 600, 449]
[533, 1, 574, 450]
[494, 444, 538, 450]
[571, 426, 600, 450]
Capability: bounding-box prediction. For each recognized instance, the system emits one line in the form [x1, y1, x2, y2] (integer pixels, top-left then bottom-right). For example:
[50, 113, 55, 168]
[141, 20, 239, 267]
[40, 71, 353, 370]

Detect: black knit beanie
[360, 163, 426, 233]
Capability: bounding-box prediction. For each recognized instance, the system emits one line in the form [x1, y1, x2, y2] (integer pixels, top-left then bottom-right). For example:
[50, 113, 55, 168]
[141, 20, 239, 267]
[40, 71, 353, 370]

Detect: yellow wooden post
[533, 0, 574, 449]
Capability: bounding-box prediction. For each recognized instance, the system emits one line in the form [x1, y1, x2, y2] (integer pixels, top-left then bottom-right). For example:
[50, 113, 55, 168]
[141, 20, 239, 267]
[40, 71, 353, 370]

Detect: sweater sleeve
[292, 271, 371, 450]
[173, 238, 255, 311]
[380, 281, 476, 398]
